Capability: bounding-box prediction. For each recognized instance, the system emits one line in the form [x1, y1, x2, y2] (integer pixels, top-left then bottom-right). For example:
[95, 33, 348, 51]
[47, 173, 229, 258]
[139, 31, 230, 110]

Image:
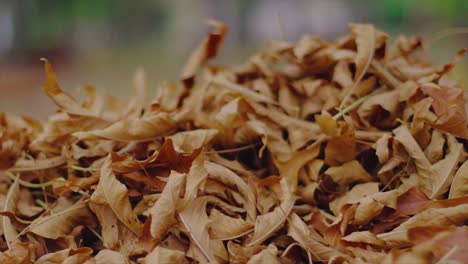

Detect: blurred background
[1, 0, 467, 119]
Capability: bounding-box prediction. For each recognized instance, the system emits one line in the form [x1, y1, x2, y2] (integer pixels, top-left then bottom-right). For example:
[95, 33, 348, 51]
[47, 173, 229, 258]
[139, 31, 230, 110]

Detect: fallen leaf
[94, 249, 128, 264]
[247, 178, 295, 246]
[178, 197, 228, 263]
[139, 246, 185, 264]
[247, 244, 280, 264]
[288, 213, 342, 262]
[27, 198, 94, 239]
[449, 160, 468, 198]
[325, 160, 373, 186]
[209, 208, 253, 240]
[90, 155, 142, 235]
[147, 171, 185, 244]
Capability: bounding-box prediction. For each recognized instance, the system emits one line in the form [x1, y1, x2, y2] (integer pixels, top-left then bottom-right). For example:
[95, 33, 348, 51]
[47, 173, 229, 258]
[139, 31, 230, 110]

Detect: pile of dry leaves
[1, 21, 467, 263]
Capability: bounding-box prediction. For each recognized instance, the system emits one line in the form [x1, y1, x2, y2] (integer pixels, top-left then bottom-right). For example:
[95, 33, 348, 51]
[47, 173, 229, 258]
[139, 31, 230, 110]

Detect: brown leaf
[147, 171, 185, 244]
[288, 213, 342, 262]
[178, 196, 228, 263]
[209, 209, 253, 240]
[73, 112, 176, 142]
[139, 246, 185, 264]
[449, 160, 468, 198]
[341, 231, 385, 247]
[421, 84, 468, 138]
[41, 59, 98, 117]
[0, 243, 35, 264]
[27, 198, 94, 239]
[181, 20, 227, 88]
[112, 139, 201, 174]
[247, 244, 280, 264]
[35, 247, 93, 264]
[94, 249, 128, 264]
[325, 160, 373, 186]
[91, 155, 142, 235]
[247, 178, 295, 246]
[2, 174, 20, 248]
[377, 203, 468, 246]
[324, 122, 356, 166]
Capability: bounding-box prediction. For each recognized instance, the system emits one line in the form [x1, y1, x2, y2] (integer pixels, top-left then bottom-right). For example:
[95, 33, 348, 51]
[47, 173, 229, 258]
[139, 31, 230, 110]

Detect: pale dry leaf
[147, 170, 185, 243]
[428, 134, 463, 198]
[288, 213, 342, 262]
[247, 178, 295, 246]
[325, 160, 373, 186]
[178, 196, 228, 263]
[139, 246, 185, 264]
[342, 231, 385, 247]
[209, 208, 253, 240]
[247, 244, 280, 264]
[2, 174, 20, 248]
[378, 203, 468, 246]
[168, 129, 218, 152]
[28, 198, 94, 239]
[90, 155, 142, 235]
[73, 112, 175, 142]
[449, 160, 468, 198]
[204, 161, 257, 223]
[94, 249, 128, 264]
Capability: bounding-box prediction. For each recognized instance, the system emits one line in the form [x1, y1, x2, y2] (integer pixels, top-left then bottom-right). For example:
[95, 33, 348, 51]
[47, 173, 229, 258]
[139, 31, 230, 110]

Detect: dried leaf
[147, 171, 185, 243]
[325, 160, 373, 186]
[209, 209, 253, 240]
[139, 246, 185, 264]
[421, 84, 468, 138]
[288, 213, 342, 262]
[2, 173, 20, 248]
[0, 243, 35, 264]
[95, 249, 128, 264]
[27, 198, 94, 239]
[449, 160, 468, 198]
[179, 197, 228, 263]
[181, 20, 227, 88]
[247, 244, 280, 264]
[73, 112, 175, 142]
[247, 178, 295, 246]
[91, 155, 142, 235]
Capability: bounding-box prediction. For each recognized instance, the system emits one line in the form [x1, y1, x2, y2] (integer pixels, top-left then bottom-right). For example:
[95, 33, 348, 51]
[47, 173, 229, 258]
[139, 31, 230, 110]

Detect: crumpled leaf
[35, 247, 93, 264]
[247, 244, 280, 264]
[27, 198, 94, 239]
[407, 226, 468, 263]
[73, 112, 175, 142]
[341, 231, 385, 247]
[168, 129, 218, 152]
[428, 134, 463, 198]
[139, 246, 185, 264]
[378, 203, 468, 245]
[2, 173, 20, 248]
[288, 213, 342, 262]
[91, 155, 142, 235]
[209, 208, 253, 240]
[112, 138, 201, 174]
[421, 84, 468, 138]
[147, 171, 185, 244]
[94, 249, 128, 264]
[41, 59, 99, 118]
[247, 178, 295, 246]
[0, 243, 35, 264]
[181, 20, 227, 88]
[325, 160, 373, 186]
[449, 160, 468, 198]
[178, 197, 228, 263]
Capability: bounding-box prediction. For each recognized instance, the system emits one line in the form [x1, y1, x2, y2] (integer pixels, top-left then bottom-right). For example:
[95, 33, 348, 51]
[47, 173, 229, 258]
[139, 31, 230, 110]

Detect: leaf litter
[0, 21, 468, 263]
